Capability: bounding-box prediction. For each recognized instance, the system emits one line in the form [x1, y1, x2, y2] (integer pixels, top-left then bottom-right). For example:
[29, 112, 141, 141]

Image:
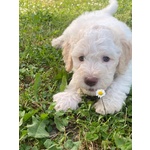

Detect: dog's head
[60, 26, 132, 95]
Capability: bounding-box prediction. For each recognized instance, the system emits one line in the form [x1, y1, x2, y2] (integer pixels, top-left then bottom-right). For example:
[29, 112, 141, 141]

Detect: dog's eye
[103, 56, 110, 62]
[79, 56, 84, 61]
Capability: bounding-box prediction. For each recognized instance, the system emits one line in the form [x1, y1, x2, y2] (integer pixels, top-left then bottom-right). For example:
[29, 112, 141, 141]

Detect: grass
[19, 0, 132, 149]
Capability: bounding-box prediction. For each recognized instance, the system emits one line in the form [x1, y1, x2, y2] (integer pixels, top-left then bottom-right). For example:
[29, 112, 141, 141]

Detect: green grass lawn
[19, 0, 132, 149]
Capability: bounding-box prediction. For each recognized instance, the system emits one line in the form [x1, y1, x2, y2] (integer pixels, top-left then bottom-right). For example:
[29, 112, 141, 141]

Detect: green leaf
[19, 118, 23, 127]
[54, 117, 65, 132]
[55, 111, 65, 117]
[23, 109, 39, 122]
[44, 139, 54, 149]
[64, 140, 81, 150]
[40, 113, 48, 120]
[123, 141, 132, 150]
[19, 130, 28, 141]
[33, 73, 41, 98]
[59, 75, 67, 91]
[48, 102, 56, 111]
[27, 116, 49, 138]
[44, 140, 62, 150]
[54, 116, 68, 132]
[32, 146, 38, 150]
[102, 140, 112, 150]
[64, 140, 74, 149]
[20, 110, 25, 117]
[114, 134, 125, 148]
[85, 132, 99, 141]
[113, 133, 132, 149]
[71, 141, 81, 150]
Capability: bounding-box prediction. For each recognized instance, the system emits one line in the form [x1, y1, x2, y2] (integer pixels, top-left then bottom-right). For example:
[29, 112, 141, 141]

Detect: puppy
[51, 0, 132, 114]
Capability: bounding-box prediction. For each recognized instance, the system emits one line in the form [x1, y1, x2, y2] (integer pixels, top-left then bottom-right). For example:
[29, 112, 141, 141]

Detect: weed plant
[19, 0, 132, 149]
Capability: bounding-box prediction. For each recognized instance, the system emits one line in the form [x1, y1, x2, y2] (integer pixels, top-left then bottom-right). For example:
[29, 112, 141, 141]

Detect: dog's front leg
[53, 80, 82, 112]
[95, 62, 132, 115]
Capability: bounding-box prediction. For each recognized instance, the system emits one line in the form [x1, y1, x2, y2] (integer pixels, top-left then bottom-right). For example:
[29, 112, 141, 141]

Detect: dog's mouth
[80, 87, 101, 96]
[88, 88, 95, 92]
[80, 87, 96, 94]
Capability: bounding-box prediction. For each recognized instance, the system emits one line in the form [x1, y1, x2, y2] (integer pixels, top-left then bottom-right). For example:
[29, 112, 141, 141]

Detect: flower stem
[101, 98, 106, 115]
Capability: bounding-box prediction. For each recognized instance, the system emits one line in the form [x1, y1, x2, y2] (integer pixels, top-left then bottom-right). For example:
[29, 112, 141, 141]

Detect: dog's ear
[52, 36, 73, 72]
[117, 38, 132, 74]
[62, 42, 73, 72]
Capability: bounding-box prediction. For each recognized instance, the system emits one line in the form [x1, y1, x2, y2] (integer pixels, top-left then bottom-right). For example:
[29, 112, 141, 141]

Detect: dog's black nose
[84, 77, 98, 86]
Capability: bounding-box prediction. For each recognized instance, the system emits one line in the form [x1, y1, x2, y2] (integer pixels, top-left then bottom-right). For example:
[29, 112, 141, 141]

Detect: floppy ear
[62, 42, 73, 72]
[117, 38, 132, 74]
[52, 36, 73, 72]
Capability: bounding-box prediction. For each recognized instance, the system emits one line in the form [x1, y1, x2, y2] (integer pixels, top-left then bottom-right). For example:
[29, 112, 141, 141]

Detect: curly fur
[51, 0, 132, 114]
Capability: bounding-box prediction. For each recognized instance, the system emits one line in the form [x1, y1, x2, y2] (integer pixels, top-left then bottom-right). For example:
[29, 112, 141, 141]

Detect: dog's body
[52, 0, 132, 114]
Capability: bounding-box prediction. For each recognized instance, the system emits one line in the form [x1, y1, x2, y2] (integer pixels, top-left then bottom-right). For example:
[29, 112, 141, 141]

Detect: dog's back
[52, 0, 130, 49]
[62, 0, 131, 46]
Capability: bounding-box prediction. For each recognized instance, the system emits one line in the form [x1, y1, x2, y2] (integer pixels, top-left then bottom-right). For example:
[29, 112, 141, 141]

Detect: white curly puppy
[51, 0, 132, 114]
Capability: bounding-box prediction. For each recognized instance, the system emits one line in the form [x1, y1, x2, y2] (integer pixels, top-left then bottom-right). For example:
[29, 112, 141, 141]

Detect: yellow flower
[96, 89, 106, 98]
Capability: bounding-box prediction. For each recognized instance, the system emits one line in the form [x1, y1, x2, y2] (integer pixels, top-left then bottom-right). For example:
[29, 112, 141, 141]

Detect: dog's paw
[53, 91, 81, 111]
[94, 97, 123, 115]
